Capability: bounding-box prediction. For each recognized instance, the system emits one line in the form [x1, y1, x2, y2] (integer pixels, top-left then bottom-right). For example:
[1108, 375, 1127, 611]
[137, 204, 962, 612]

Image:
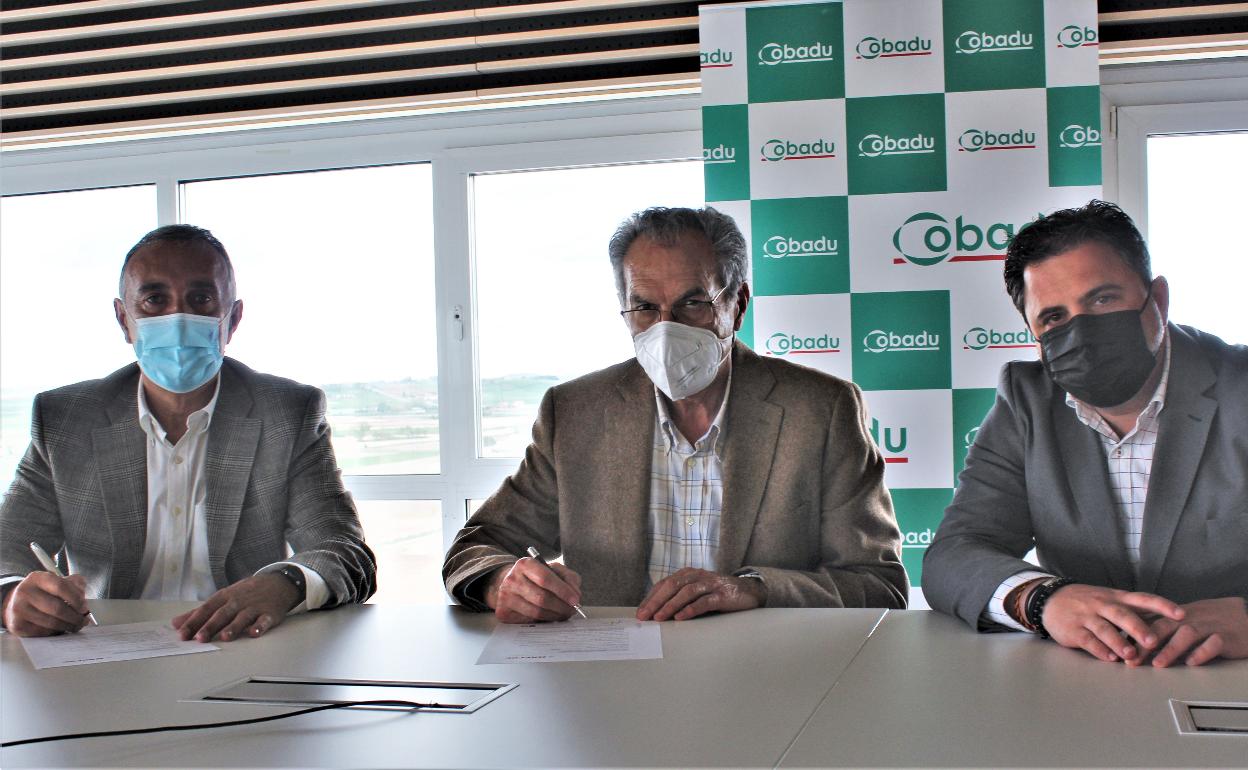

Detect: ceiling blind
[1, 0, 1245, 147]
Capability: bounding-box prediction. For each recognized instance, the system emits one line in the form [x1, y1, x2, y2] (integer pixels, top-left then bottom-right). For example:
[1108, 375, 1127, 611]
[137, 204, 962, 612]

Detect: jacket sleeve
[282, 388, 377, 606]
[751, 382, 909, 609]
[0, 395, 66, 615]
[442, 387, 563, 611]
[922, 364, 1041, 629]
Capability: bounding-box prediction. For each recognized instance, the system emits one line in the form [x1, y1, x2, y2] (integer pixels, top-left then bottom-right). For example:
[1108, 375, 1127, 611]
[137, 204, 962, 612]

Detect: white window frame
[0, 94, 700, 550]
[1102, 59, 1248, 237]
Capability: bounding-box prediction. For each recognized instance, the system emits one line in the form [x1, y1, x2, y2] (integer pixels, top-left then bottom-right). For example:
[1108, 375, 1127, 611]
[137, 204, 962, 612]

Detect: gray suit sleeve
[1, 395, 65, 581]
[282, 388, 377, 606]
[923, 364, 1043, 628]
[442, 387, 562, 611]
[751, 383, 909, 609]
[0, 396, 66, 623]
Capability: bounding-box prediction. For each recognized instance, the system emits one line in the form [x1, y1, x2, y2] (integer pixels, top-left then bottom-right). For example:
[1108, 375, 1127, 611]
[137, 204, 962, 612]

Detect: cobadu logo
[857, 133, 936, 158]
[703, 144, 737, 165]
[700, 48, 734, 69]
[1059, 125, 1101, 149]
[765, 331, 841, 356]
[869, 418, 909, 464]
[1057, 25, 1098, 49]
[757, 41, 836, 66]
[964, 426, 980, 451]
[891, 212, 1018, 266]
[760, 138, 836, 162]
[762, 235, 839, 259]
[957, 128, 1037, 153]
[954, 30, 1035, 55]
[862, 329, 941, 354]
[901, 528, 935, 548]
[855, 35, 933, 60]
[962, 326, 1036, 351]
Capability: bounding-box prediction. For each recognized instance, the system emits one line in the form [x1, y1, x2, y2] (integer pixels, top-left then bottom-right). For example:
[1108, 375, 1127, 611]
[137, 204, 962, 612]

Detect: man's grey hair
[607, 206, 749, 304]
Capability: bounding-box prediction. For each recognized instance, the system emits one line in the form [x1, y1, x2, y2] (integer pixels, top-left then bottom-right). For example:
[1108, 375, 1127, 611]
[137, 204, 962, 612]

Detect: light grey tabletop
[779, 609, 1248, 768]
[1, 601, 886, 768]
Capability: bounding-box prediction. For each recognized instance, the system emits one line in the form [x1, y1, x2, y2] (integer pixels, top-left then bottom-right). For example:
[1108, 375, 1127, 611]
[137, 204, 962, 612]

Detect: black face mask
[1039, 283, 1160, 408]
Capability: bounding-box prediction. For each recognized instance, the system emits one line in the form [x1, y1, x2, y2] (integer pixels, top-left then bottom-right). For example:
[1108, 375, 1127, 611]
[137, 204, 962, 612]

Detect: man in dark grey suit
[1, 225, 375, 640]
[925, 200, 1247, 668]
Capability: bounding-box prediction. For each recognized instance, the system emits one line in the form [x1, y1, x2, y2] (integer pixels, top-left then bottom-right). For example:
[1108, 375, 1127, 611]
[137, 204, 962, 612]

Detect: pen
[29, 542, 99, 626]
[526, 546, 588, 619]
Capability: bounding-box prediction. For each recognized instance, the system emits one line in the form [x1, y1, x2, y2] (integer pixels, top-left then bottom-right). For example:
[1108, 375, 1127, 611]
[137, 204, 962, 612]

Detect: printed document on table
[477, 618, 662, 664]
[20, 620, 219, 669]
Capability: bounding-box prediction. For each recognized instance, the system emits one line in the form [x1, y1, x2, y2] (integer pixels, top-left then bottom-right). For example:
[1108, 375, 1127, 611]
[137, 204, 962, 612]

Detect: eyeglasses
[620, 285, 731, 331]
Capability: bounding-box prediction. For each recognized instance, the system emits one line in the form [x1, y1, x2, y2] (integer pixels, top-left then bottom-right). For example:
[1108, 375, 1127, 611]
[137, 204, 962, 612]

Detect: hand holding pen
[0, 543, 97, 638]
[482, 546, 587, 624]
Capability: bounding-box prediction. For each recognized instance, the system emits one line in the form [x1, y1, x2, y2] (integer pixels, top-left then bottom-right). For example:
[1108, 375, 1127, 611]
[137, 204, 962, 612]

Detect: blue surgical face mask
[132, 313, 225, 394]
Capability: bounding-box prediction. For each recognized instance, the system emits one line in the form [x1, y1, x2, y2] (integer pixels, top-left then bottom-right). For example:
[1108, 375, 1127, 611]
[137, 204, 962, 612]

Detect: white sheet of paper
[477, 618, 663, 664]
[20, 620, 219, 669]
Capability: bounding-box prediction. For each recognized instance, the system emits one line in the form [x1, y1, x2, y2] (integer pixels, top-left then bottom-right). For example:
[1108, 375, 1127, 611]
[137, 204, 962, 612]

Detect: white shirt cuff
[983, 570, 1053, 632]
[257, 562, 331, 614]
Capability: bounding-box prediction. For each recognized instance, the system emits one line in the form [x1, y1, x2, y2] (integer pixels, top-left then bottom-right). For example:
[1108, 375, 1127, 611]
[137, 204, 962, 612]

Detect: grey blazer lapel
[1137, 327, 1217, 594]
[205, 363, 262, 589]
[718, 343, 783, 572]
[1053, 396, 1136, 589]
[606, 364, 657, 597]
[93, 374, 147, 599]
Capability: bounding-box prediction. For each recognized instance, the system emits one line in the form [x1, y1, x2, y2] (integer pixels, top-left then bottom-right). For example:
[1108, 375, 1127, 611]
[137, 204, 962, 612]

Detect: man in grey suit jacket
[924, 201, 1247, 667]
[1, 225, 375, 640]
[444, 207, 907, 623]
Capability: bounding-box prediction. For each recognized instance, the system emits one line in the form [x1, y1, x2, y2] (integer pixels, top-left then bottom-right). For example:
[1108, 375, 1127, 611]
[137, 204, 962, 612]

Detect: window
[0, 185, 156, 484]
[357, 500, 445, 605]
[180, 164, 439, 474]
[471, 160, 704, 458]
[1146, 132, 1248, 344]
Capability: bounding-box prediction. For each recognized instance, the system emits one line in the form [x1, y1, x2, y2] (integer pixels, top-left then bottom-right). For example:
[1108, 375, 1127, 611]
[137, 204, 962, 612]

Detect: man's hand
[1, 572, 90, 637]
[485, 558, 583, 624]
[1131, 597, 1248, 668]
[1040, 583, 1184, 663]
[171, 573, 301, 643]
[636, 568, 766, 622]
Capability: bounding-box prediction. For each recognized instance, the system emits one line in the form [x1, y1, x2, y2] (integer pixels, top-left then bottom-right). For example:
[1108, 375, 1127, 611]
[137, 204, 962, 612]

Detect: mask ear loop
[1139, 279, 1166, 353]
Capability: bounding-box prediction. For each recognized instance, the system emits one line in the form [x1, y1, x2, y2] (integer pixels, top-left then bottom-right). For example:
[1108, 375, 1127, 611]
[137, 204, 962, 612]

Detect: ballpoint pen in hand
[526, 546, 589, 619]
[29, 541, 99, 626]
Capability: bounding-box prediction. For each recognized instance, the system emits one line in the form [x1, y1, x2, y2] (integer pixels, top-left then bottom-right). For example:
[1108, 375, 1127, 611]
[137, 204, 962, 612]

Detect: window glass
[472, 161, 704, 458]
[1147, 132, 1248, 344]
[0, 185, 157, 485]
[356, 499, 445, 604]
[181, 165, 439, 474]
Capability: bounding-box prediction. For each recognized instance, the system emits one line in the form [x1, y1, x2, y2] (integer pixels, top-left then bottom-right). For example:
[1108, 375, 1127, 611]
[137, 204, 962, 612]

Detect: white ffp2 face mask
[633, 321, 729, 401]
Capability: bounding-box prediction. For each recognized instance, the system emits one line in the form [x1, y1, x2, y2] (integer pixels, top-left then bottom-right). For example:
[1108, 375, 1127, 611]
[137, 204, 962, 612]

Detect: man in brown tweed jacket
[444, 207, 906, 623]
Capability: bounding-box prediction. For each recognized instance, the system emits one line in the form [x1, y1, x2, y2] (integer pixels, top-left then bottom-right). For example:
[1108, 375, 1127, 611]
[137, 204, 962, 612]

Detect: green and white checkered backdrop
[698, 0, 1102, 604]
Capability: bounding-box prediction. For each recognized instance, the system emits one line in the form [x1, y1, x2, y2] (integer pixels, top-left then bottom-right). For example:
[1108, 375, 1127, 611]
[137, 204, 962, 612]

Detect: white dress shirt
[984, 336, 1171, 630]
[135, 378, 329, 612]
[646, 372, 732, 588]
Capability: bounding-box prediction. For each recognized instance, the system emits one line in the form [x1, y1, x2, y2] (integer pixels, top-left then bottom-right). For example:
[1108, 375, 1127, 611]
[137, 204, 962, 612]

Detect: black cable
[2, 699, 437, 748]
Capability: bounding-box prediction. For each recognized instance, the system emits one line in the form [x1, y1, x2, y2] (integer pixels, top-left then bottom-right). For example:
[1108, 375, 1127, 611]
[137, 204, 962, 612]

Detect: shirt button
[174, 506, 183, 516]
[173, 455, 184, 465]
[687, 518, 694, 526]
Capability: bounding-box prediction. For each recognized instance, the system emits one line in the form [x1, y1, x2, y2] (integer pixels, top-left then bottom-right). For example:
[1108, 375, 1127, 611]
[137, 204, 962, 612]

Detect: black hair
[119, 224, 235, 299]
[1004, 200, 1151, 317]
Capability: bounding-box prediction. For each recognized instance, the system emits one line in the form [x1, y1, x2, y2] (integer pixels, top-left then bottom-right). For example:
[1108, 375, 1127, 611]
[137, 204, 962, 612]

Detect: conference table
[2, 602, 1245, 768]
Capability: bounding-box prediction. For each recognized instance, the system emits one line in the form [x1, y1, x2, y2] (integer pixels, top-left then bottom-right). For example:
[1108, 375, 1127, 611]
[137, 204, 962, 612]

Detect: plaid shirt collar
[654, 366, 732, 458]
[1065, 332, 1171, 442]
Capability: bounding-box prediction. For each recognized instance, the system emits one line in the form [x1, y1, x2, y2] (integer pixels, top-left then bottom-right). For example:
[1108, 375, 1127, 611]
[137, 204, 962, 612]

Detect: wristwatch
[273, 565, 307, 604]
